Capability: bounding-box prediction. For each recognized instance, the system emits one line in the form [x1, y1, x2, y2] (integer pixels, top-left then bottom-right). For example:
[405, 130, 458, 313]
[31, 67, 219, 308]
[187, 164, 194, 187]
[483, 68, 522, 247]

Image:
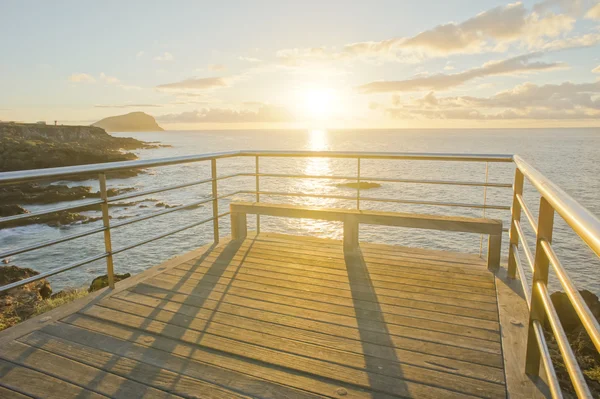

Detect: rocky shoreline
[0, 122, 171, 229]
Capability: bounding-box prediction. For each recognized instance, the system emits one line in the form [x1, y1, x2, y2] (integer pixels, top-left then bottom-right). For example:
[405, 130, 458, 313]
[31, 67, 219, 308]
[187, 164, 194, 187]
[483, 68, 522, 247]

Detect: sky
[1, 0, 600, 129]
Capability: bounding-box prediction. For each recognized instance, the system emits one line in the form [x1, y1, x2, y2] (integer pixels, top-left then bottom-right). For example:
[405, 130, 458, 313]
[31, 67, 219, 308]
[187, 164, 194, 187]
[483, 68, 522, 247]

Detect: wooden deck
[0, 233, 514, 398]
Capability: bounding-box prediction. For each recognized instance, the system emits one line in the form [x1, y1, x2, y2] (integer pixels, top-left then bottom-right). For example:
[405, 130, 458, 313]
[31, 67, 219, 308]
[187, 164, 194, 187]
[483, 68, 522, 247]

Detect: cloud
[357, 53, 566, 93]
[586, 3, 600, 19]
[239, 56, 261, 63]
[94, 104, 162, 108]
[154, 52, 174, 61]
[157, 103, 294, 124]
[68, 73, 96, 83]
[207, 64, 226, 71]
[381, 80, 600, 120]
[276, 2, 584, 64]
[99, 72, 119, 84]
[136, 51, 145, 58]
[156, 77, 229, 92]
[593, 65, 600, 73]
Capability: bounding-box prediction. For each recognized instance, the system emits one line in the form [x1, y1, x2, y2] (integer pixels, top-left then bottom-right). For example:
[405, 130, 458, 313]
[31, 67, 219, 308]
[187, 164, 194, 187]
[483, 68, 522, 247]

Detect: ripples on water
[1, 128, 599, 295]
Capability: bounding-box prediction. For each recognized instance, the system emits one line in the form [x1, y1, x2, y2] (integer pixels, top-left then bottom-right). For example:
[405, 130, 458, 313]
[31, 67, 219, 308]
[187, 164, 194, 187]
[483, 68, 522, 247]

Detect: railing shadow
[343, 246, 407, 398]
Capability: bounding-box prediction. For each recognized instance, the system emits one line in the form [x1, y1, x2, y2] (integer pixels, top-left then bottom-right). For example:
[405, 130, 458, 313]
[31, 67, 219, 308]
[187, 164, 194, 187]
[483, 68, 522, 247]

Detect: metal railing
[508, 155, 600, 399]
[0, 150, 512, 293]
[1, 150, 599, 396]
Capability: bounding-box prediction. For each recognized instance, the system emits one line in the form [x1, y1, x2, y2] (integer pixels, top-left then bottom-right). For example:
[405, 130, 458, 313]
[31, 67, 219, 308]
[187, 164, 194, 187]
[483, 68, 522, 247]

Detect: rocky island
[93, 111, 164, 132]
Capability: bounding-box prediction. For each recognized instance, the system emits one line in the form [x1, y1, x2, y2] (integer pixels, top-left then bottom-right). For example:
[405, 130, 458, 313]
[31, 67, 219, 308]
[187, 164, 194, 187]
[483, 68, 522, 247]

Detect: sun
[301, 88, 337, 120]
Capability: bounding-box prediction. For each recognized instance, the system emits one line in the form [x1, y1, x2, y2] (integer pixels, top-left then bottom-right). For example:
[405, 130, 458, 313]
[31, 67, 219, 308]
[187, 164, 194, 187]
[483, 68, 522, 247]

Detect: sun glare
[301, 88, 337, 120]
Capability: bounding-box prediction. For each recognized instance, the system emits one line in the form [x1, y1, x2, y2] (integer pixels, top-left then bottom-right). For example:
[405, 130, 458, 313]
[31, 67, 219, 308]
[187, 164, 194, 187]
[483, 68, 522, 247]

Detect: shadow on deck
[0, 233, 518, 398]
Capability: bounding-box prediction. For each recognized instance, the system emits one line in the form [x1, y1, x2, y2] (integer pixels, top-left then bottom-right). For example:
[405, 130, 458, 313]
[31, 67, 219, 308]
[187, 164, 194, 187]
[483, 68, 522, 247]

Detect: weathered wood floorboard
[0, 233, 508, 398]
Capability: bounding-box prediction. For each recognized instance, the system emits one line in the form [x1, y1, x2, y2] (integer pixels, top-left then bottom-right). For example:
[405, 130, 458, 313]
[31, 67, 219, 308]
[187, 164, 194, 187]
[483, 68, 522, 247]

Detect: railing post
[256, 155, 260, 234]
[508, 168, 525, 279]
[479, 162, 489, 257]
[211, 158, 219, 244]
[98, 173, 115, 289]
[356, 158, 361, 210]
[525, 196, 555, 375]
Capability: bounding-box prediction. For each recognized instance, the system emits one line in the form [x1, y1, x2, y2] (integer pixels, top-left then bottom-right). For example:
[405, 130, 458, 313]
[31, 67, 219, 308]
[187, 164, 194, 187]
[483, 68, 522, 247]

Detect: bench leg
[231, 212, 247, 240]
[487, 234, 501, 272]
[343, 216, 359, 252]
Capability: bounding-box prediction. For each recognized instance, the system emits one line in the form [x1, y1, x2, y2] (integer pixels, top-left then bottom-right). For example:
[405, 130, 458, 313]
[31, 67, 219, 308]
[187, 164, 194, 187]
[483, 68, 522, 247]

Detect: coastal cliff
[0, 122, 158, 227]
[93, 112, 163, 132]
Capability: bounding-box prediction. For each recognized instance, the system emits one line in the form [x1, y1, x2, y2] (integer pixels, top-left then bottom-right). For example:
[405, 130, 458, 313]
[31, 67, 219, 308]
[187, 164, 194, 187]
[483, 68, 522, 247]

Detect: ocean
[1, 128, 599, 295]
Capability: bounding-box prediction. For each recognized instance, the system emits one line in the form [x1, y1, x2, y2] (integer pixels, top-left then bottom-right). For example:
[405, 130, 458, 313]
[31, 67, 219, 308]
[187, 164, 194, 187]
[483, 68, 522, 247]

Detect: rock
[88, 273, 131, 292]
[0, 204, 29, 217]
[0, 265, 52, 327]
[549, 290, 600, 333]
[92, 112, 164, 132]
[335, 181, 382, 190]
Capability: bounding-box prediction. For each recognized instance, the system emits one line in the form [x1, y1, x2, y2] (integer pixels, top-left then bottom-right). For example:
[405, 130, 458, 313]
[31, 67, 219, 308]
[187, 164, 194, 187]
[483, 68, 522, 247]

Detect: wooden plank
[0, 358, 107, 399]
[495, 268, 551, 398]
[142, 269, 499, 331]
[96, 297, 505, 395]
[144, 267, 499, 317]
[146, 269, 497, 321]
[259, 232, 485, 262]
[112, 290, 506, 384]
[167, 259, 498, 304]
[231, 202, 502, 234]
[0, 341, 179, 399]
[0, 385, 31, 399]
[66, 308, 500, 399]
[240, 238, 494, 276]
[162, 266, 499, 334]
[24, 328, 324, 399]
[43, 320, 401, 399]
[130, 280, 504, 367]
[242, 240, 494, 280]
[0, 239, 223, 347]
[179, 252, 496, 293]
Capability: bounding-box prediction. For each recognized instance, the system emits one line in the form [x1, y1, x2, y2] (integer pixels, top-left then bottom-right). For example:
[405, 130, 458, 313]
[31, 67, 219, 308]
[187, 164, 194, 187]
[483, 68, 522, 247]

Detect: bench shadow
[343, 246, 408, 398]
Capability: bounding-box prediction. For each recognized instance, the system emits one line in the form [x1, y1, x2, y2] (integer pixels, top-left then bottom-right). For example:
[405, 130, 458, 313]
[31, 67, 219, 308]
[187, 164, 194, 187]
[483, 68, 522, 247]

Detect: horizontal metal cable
[541, 239, 600, 352]
[516, 194, 538, 235]
[537, 282, 592, 398]
[0, 198, 104, 225]
[109, 173, 242, 202]
[511, 244, 531, 306]
[0, 225, 106, 259]
[532, 319, 563, 399]
[0, 252, 109, 293]
[514, 220, 535, 272]
[239, 190, 511, 210]
[242, 172, 512, 188]
[112, 212, 230, 255]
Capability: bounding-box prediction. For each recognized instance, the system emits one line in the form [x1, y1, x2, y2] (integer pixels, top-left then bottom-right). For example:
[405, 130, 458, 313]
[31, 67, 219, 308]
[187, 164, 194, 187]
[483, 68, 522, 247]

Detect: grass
[32, 288, 88, 316]
[0, 288, 88, 332]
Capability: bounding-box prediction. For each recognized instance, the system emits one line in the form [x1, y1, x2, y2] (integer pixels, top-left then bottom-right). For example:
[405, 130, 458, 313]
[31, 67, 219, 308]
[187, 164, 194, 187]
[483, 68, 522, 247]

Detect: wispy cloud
[100, 72, 119, 84]
[593, 65, 600, 73]
[382, 80, 600, 120]
[239, 56, 261, 63]
[68, 73, 96, 83]
[585, 3, 600, 19]
[156, 77, 229, 92]
[94, 103, 162, 108]
[136, 51, 145, 58]
[157, 103, 293, 123]
[207, 64, 226, 71]
[154, 52, 174, 61]
[357, 53, 566, 93]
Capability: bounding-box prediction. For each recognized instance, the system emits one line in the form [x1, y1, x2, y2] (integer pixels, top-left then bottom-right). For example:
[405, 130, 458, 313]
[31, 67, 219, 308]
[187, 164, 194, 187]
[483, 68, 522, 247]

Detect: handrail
[1, 149, 599, 397]
[514, 155, 600, 258]
[509, 155, 600, 397]
[1, 151, 515, 295]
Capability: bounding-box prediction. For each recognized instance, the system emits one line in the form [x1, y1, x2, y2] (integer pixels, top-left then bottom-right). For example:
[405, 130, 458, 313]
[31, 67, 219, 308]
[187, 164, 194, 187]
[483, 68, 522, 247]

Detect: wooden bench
[230, 202, 503, 271]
